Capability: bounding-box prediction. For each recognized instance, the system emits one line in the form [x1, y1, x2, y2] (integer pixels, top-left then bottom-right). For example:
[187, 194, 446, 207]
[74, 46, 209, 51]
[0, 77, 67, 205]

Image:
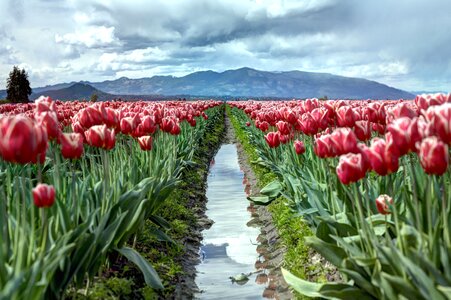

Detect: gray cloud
[0, 0, 450, 92]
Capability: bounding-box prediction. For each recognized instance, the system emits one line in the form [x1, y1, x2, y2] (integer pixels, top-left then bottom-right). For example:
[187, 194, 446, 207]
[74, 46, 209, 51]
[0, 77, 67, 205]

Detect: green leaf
[305, 236, 347, 267]
[247, 196, 273, 206]
[148, 226, 175, 244]
[149, 215, 171, 230]
[437, 286, 451, 300]
[282, 268, 374, 299]
[260, 180, 282, 198]
[116, 247, 163, 290]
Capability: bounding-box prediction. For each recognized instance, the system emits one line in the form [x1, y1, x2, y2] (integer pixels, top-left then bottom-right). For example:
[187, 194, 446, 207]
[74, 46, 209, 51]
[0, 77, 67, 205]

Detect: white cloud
[0, 0, 450, 91]
[55, 26, 120, 48]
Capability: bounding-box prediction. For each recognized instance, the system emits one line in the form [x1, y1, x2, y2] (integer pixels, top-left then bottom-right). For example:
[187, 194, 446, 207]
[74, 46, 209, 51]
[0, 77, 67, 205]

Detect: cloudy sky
[0, 0, 450, 92]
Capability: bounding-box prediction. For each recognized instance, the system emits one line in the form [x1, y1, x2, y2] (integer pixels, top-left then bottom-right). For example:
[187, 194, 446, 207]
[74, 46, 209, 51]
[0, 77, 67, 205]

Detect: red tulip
[160, 117, 175, 133]
[314, 135, 333, 158]
[140, 116, 157, 134]
[35, 96, 56, 114]
[418, 137, 449, 175]
[426, 103, 451, 144]
[245, 121, 251, 127]
[293, 140, 305, 155]
[85, 125, 116, 150]
[354, 120, 372, 142]
[298, 113, 318, 135]
[78, 106, 103, 129]
[33, 183, 56, 208]
[120, 115, 140, 135]
[364, 137, 399, 176]
[170, 122, 181, 135]
[284, 110, 298, 124]
[387, 102, 417, 122]
[387, 117, 421, 156]
[336, 153, 368, 184]
[330, 128, 359, 156]
[310, 108, 330, 131]
[375, 194, 393, 215]
[279, 133, 291, 144]
[415, 93, 450, 111]
[265, 132, 280, 148]
[36, 111, 61, 140]
[276, 121, 291, 135]
[105, 108, 119, 128]
[0, 116, 48, 164]
[59, 132, 84, 159]
[137, 135, 153, 151]
[336, 106, 355, 127]
[258, 121, 269, 132]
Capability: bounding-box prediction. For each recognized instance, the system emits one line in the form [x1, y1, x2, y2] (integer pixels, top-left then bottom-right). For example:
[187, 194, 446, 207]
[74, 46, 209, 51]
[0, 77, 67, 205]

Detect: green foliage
[85, 105, 225, 299]
[0, 105, 225, 299]
[228, 105, 451, 300]
[90, 93, 98, 102]
[6, 66, 32, 103]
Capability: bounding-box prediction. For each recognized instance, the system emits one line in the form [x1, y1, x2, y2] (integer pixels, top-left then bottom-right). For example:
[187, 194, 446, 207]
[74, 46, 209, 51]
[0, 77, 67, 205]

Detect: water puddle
[195, 144, 270, 299]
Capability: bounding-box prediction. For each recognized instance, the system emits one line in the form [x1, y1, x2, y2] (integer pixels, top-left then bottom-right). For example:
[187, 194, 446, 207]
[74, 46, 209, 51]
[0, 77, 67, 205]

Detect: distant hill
[87, 67, 414, 99]
[30, 83, 111, 101]
[1, 67, 416, 100]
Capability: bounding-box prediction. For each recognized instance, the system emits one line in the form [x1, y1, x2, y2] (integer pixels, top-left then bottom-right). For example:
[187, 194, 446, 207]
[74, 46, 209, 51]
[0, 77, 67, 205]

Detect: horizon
[1, 0, 451, 92]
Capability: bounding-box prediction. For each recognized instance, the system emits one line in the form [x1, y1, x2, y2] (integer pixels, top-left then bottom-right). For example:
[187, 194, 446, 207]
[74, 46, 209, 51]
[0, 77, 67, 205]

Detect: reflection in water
[195, 144, 271, 300]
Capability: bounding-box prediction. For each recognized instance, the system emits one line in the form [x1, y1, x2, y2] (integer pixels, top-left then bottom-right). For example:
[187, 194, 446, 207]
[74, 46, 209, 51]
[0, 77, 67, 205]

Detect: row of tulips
[229, 93, 451, 299]
[0, 97, 222, 299]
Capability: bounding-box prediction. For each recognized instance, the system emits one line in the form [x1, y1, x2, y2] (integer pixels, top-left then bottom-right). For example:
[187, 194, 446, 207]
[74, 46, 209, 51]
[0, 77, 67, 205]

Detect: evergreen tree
[6, 66, 32, 103]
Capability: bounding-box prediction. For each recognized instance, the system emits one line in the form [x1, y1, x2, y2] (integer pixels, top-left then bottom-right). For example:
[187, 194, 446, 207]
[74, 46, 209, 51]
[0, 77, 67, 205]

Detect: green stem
[408, 155, 422, 233]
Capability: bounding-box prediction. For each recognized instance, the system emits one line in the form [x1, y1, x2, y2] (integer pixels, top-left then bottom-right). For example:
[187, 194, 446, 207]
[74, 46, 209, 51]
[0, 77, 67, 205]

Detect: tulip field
[228, 94, 451, 299]
[0, 97, 222, 299]
[1, 93, 451, 299]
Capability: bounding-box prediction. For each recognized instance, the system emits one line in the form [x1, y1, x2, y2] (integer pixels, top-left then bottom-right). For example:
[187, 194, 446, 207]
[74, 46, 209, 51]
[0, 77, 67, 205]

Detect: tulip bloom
[387, 117, 421, 156]
[265, 132, 280, 148]
[364, 137, 399, 176]
[170, 122, 181, 135]
[59, 132, 84, 159]
[105, 108, 119, 129]
[329, 128, 359, 156]
[386, 102, 417, 124]
[77, 106, 103, 129]
[297, 113, 319, 136]
[276, 121, 291, 135]
[36, 111, 61, 140]
[120, 115, 140, 135]
[0, 116, 48, 164]
[258, 121, 269, 132]
[336, 106, 355, 127]
[336, 153, 368, 184]
[293, 140, 305, 155]
[137, 135, 153, 151]
[35, 96, 56, 114]
[426, 103, 451, 145]
[160, 117, 175, 133]
[418, 137, 449, 175]
[354, 120, 372, 142]
[314, 135, 333, 158]
[375, 194, 393, 215]
[33, 183, 56, 208]
[85, 125, 116, 150]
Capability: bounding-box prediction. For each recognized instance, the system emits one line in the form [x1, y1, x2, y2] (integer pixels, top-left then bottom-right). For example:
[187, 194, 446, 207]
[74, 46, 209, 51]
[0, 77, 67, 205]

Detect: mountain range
[0, 67, 416, 100]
